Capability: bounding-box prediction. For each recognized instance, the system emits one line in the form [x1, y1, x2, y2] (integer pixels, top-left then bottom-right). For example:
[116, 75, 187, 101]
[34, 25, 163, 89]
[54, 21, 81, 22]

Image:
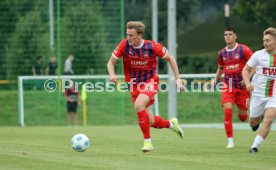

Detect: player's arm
[162, 52, 184, 91]
[243, 45, 255, 79]
[64, 91, 72, 102]
[240, 67, 255, 86]
[242, 64, 254, 92]
[213, 51, 225, 85]
[212, 66, 224, 85]
[249, 68, 256, 79]
[107, 55, 118, 82]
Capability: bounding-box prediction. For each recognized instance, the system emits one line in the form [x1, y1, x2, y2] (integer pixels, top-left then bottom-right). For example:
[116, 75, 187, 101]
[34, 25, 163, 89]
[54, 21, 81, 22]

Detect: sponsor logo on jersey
[130, 60, 148, 66]
[143, 52, 149, 58]
[234, 54, 240, 59]
[226, 64, 239, 70]
[263, 67, 276, 76]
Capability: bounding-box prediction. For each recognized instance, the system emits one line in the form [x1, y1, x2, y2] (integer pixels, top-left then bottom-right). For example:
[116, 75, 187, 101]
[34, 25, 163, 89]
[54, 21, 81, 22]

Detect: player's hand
[211, 79, 217, 86]
[240, 80, 245, 86]
[176, 79, 184, 92]
[109, 74, 118, 82]
[245, 83, 254, 92]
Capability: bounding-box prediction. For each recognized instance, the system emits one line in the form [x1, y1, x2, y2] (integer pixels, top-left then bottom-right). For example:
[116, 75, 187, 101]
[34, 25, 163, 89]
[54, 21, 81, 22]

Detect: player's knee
[134, 102, 145, 112]
[223, 102, 233, 108]
[264, 115, 274, 125]
[238, 113, 248, 122]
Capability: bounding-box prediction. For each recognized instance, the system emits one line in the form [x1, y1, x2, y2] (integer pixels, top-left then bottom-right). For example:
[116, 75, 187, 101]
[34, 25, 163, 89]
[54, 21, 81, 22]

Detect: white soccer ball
[71, 133, 90, 152]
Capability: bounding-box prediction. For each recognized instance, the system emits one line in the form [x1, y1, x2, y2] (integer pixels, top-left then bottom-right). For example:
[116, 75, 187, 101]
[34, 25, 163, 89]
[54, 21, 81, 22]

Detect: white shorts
[250, 96, 276, 118]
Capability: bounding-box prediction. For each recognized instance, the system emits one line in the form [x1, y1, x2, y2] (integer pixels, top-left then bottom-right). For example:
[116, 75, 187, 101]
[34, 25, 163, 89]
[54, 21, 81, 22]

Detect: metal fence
[0, 0, 124, 83]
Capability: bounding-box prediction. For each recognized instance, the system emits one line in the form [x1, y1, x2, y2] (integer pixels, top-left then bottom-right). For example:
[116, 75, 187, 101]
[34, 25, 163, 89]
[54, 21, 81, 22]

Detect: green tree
[235, 0, 276, 27]
[0, 0, 39, 79]
[5, 9, 47, 79]
[60, 1, 110, 74]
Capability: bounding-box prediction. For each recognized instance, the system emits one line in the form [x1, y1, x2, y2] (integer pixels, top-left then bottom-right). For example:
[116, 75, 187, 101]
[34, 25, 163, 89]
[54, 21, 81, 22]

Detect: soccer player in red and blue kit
[107, 21, 184, 152]
[212, 27, 253, 148]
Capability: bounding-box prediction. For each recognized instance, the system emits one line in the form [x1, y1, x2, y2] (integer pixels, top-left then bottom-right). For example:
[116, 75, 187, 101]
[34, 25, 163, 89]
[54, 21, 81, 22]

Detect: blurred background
[1, 0, 275, 126]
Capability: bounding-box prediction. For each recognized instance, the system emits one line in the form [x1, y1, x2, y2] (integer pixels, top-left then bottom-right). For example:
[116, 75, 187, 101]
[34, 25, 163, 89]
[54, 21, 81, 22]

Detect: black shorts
[67, 102, 78, 112]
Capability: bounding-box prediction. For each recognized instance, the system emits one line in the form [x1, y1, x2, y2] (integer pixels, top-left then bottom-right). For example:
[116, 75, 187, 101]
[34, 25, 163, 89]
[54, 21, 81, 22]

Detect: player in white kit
[242, 27, 276, 153]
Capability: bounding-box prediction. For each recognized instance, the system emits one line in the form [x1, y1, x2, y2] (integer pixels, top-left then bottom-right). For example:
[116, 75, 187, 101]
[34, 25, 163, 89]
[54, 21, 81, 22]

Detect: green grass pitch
[0, 126, 275, 170]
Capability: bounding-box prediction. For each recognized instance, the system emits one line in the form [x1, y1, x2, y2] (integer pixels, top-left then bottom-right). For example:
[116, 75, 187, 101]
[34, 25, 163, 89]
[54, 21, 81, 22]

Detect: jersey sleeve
[112, 39, 126, 59]
[153, 42, 168, 58]
[242, 45, 253, 61]
[246, 52, 258, 68]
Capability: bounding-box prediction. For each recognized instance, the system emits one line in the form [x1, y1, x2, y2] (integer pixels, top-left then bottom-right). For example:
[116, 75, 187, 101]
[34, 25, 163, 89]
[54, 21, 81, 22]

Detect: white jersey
[247, 49, 276, 97]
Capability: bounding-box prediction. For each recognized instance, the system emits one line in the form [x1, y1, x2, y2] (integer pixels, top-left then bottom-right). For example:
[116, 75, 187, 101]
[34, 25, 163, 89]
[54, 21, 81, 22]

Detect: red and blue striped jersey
[112, 38, 167, 83]
[218, 43, 253, 89]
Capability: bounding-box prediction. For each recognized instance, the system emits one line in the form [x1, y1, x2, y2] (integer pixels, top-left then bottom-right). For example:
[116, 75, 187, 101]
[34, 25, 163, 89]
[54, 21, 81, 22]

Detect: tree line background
[0, 0, 275, 80]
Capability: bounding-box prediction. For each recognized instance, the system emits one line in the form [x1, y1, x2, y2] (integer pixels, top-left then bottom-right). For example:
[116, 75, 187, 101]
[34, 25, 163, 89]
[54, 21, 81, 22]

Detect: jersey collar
[226, 43, 238, 52]
[132, 39, 144, 49]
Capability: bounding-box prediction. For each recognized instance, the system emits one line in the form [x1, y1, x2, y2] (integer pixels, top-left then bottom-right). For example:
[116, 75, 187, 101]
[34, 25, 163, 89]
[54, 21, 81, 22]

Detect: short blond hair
[263, 27, 276, 38]
[126, 21, 145, 34]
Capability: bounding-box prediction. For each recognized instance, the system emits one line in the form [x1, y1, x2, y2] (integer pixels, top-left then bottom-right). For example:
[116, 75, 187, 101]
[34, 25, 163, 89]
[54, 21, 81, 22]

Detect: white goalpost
[18, 75, 123, 127]
[18, 74, 216, 127]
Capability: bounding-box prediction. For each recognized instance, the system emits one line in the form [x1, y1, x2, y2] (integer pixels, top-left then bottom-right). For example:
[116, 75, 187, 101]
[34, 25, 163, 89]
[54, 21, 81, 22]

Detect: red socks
[152, 116, 170, 129]
[137, 111, 171, 139]
[238, 113, 248, 122]
[224, 109, 248, 138]
[137, 110, 150, 139]
[224, 108, 233, 138]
